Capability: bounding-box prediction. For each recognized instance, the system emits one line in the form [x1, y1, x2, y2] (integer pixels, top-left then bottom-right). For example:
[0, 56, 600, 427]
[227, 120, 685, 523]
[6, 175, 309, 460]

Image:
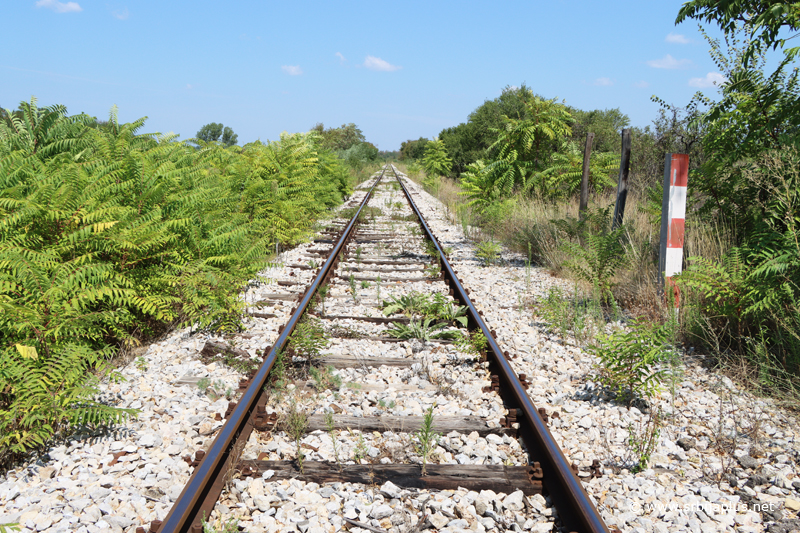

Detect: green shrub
[475, 240, 501, 266]
[592, 319, 676, 407]
[0, 98, 354, 463]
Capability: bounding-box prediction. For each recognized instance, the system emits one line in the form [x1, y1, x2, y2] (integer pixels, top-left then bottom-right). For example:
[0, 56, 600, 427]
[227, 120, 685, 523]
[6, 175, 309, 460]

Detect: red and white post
[658, 153, 689, 311]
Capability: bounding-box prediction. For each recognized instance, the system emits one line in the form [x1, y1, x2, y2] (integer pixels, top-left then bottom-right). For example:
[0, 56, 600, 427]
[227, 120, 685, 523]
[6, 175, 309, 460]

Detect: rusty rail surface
[392, 165, 609, 533]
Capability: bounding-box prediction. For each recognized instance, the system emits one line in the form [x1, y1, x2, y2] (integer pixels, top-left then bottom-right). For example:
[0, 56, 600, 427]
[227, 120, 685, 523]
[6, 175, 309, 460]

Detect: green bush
[0, 98, 353, 463]
[592, 319, 676, 407]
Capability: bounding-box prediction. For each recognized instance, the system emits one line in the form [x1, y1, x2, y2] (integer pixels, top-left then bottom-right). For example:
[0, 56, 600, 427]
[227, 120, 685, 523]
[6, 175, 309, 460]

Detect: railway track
[145, 165, 612, 533]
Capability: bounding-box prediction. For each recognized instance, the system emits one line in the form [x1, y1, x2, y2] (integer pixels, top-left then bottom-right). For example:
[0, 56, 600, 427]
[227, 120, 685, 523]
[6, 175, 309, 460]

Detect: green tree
[422, 138, 452, 177]
[676, 1, 800, 66]
[311, 123, 366, 152]
[569, 107, 630, 153]
[399, 137, 430, 161]
[437, 85, 537, 178]
[196, 122, 238, 146]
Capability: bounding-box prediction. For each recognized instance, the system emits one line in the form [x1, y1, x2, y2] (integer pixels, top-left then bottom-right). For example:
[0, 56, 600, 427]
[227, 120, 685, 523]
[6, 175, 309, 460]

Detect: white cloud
[666, 33, 689, 44]
[363, 55, 401, 72]
[646, 54, 693, 69]
[633, 80, 650, 88]
[112, 8, 129, 20]
[335, 52, 345, 63]
[186, 84, 193, 90]
[689, 72, 727, 88]
[594, 77, 613, 86]
[36, 0, 82, 13]
[281, 65, 303, 76]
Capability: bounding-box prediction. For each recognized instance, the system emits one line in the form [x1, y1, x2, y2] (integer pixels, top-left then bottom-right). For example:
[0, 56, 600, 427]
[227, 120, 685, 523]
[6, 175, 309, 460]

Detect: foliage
[556, 207, 627, 304]
[385, 318, 461, 341]
[196, 122, 238, 146]
[538, 285, 603, 347]
[399, 137, 430, 161]
[540, 141, 619, 198]
[381, 291, 467, 326]
[475, 240, 501, 266]
[627, 409, 662, 473]
[311, 123, 366, 152]
[415, 405, 440, 476]
[568, 107, 630, 153]
[438, 85, 537, 178]
[0, 97, 354, 463]
[422, 138, 452, 178]
[459, 96, 573, 208]
[592, 319, 675, 408]
[289, 316, 328, 360]
[309, 365, 341, 391]
[676, 0, 800, 66]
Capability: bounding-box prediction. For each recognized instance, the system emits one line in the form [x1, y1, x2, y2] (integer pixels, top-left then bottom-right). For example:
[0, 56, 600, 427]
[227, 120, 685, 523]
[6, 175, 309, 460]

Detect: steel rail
[392, 165, 610, 533]
[157, 168, 387, 532]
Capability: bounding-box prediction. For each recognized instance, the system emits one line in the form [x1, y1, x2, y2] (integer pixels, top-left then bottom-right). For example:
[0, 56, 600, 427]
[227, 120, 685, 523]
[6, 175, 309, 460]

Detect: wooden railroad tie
[235, 461, 544, 496]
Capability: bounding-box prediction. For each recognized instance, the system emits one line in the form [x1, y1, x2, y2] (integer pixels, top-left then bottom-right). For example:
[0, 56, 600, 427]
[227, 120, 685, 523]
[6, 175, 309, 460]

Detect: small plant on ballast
[201, 514, 238, 533]
[348, 274, 358, 303]
[314, 283, 330, 315]
[591, 318, 676, 408]
[385, 318, 461, 342]
[415, 405, 440, 475]
[475, 240, 501, 266]
[309, 365, 342, 391]
[456, 330, 488, 356]
[627, 409, 662, 473]
[284, 400, 309, 473]
[289, 315, 329, 362]
[324, 411, 341, 470]
[134, 356, 148, 372]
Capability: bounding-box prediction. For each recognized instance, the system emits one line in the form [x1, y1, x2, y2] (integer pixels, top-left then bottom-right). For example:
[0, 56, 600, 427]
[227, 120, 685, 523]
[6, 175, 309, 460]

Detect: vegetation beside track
[399, 1, 800, 404]
[0, 98, 376, 466]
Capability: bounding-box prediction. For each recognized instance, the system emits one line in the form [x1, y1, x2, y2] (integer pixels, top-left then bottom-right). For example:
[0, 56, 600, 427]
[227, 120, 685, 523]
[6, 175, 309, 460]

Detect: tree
[422, 138, 452, 178]
[399, 137, 430, 161]
[436, 84, 537, 179]
[676, 1, 800, 66]
[312, 123, 366, 152]
[197, 122, 238, 146]
[569, 107, 630, 153]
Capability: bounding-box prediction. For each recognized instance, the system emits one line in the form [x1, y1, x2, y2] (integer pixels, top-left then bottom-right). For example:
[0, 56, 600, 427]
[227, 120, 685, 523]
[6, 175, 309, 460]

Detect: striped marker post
[658, 153, 689, 311]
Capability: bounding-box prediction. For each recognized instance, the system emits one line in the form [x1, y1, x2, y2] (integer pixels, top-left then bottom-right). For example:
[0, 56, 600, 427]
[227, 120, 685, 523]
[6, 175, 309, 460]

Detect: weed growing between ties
[313, 283, 330, 315]
[197, 378, 234, 401]
[288, 316, 329, 362]
[283, 400, 309, 473]
[324, 412, 342, 470]
[202, 514, 239, 533]
[385, 318, 461, 342]
[415, 406, 440, 476]
[382, 292, 468, 326]
[455, 330, 488, 357]
[309, 365, 342, 391]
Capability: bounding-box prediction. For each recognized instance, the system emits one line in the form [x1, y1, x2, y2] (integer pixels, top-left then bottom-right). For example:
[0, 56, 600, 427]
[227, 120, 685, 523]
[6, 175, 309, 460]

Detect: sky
[2, 1, 742, 151]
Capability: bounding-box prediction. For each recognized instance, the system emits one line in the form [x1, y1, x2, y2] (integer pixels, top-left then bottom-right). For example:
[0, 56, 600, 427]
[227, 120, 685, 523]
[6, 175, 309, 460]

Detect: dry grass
[406, 166, 733, 326]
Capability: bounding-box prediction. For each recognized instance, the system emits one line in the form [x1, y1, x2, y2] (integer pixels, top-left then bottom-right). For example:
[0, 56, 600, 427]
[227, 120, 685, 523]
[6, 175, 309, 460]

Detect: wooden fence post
[578, 132, 594, 220]
[658, 153, 689, 310]
[611, 128, 631, 230]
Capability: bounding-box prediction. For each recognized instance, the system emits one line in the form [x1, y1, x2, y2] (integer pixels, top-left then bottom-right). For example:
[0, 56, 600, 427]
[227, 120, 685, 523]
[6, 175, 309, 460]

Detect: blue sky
[3, 1, 737, 151]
